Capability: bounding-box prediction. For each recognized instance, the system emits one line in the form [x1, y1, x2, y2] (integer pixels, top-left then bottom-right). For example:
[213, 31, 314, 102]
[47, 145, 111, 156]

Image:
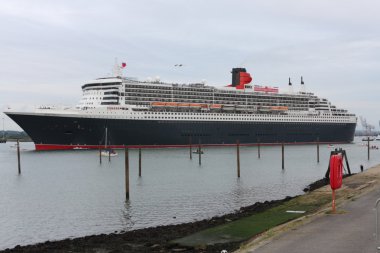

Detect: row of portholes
[84, 114, 351, 123]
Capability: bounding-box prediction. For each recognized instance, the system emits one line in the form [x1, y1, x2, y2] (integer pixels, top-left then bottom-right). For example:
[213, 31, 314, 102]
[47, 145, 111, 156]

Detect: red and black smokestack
[231, 68, 252, 89]
[231, 68, 246, 87]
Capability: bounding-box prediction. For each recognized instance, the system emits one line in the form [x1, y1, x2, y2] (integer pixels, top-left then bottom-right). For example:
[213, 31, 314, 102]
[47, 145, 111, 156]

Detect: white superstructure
[71, 76, 356, 125]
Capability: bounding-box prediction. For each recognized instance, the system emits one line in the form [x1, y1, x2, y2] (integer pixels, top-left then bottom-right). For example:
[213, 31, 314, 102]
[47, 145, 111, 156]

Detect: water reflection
[119, 200, 134, 231]
[230, 179, 245, 208]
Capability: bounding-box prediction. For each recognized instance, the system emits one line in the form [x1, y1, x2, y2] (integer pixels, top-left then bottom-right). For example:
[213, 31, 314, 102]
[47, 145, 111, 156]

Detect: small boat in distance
[327, 144, 334, 148]
[193, 149, 204, 154]
[101, 149, 118, 157]
[375, 135, 380, 141]
[73, 147, 88, 150]
[101, 127, 118, 157]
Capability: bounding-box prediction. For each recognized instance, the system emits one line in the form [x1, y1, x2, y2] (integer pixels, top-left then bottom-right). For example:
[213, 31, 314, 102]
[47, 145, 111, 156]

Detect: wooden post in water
[258, 139, 261, 159]
[367, 137, 370, 160]
[198, 139, 201, 166]
[99, 143, 102, 165]
[139, 146, 142, 177]
[125, 147, 129, 199]
[281, 142, 284, 170]
[189, 136, 192, 160]
[317, 137, 320, 163]
[17, 139, 21, 174]
[108, 148, 111, 162]
[237, 139, 240, 178]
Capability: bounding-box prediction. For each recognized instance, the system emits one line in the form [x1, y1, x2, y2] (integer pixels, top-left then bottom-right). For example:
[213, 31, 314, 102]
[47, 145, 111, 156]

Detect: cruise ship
[5, 66, 357, 150]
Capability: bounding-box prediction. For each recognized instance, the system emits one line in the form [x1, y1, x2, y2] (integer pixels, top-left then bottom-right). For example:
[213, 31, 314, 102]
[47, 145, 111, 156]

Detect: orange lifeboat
[270, 106, 288, 111]
[210, 104, 222, 109]
[151, 102, 166, 107]
[165, 102, 178, 107]
[189, 103, 202, 108]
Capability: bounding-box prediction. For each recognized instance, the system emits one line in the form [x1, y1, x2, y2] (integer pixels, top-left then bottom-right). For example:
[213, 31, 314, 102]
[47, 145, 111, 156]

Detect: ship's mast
[113, 59, 122, 77]
[300, 76, 306, 93]
[112, 58, 126, 77]
[105, 127, 108, 148]
[288, 78, 293, 94]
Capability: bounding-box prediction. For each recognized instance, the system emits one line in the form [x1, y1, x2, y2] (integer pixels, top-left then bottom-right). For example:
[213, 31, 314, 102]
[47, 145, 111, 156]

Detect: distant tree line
[0, 131, 31, 141]
[355, 130, 379, 136]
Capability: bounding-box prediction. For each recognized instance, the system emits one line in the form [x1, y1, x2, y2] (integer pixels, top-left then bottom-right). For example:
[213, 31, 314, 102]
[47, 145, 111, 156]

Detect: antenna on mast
[112, 58, 127, 77]
[300, 76, 306, 93]
[288, 77, 293, 94]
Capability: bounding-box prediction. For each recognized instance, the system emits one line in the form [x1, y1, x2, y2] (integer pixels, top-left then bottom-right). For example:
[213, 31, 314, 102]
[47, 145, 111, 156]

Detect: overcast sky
[1, 0, 380, 130]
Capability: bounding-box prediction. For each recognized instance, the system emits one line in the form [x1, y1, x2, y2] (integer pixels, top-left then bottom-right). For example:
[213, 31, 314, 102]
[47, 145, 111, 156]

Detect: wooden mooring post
[125, 147, 129, 199]
[366, 137, 371, 160]
[317, 137, 320, 163]
[108, 149, 111, 162]
[198, 139, 202, 166]
[189, 137, 192, 160]
[99, 143, 102, 165]
[236, 140, 240, 178]
[281, 142, 285, 170]
[17, 139, 21, 174]
[139, 146, 142, 177]
[258, 139, 261, 159]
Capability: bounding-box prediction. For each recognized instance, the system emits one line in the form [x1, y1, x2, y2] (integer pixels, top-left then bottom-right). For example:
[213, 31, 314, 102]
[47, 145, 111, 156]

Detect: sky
[1, 0, 380, 130]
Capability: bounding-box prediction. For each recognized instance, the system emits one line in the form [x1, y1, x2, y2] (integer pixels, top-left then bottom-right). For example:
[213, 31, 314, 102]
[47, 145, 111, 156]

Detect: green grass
[173, 194, 331, 247]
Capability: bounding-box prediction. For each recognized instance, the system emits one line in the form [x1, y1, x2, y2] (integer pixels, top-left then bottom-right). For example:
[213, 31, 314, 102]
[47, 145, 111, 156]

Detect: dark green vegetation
[172, 193, 331, 248]
[0, 131, 31, 141]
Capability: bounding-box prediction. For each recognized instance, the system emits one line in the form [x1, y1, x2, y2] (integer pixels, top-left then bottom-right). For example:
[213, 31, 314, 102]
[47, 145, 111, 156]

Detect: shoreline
[1, 176, 332, 253]
[4, 163, 376, 253]
[2, 197, 298, 252]
[236, 164, 380, 252]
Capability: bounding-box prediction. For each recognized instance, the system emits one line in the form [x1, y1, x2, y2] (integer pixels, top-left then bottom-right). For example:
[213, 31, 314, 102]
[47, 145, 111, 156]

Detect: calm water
[0, 138, 379, 249]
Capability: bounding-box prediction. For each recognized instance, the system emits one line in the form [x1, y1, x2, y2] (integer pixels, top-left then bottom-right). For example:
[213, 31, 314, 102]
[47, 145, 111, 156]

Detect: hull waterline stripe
[35, 142, 347, 151]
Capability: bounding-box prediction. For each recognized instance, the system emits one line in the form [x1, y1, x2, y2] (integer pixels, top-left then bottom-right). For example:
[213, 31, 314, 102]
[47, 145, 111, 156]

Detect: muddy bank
[2, 176, 332, 253]
[303, 174, 354, 192]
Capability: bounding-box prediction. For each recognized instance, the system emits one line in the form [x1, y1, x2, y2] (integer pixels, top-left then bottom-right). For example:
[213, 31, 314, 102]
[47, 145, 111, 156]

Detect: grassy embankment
[173, 165, 380, 250]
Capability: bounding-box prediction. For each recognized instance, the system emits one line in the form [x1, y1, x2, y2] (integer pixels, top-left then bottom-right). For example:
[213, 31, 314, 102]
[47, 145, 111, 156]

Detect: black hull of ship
[6, 113, 356, 150]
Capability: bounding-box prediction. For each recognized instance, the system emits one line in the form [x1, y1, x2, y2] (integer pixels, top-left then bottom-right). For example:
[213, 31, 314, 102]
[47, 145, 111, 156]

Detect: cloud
[0, 1, 77, 27]
[1, 0, 380, 130]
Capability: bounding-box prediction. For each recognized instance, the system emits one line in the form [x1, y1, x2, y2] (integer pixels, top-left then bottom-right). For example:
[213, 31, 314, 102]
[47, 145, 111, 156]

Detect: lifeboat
[151, 102, 167, 107]
[189, 103, 202, 108]
[165, 102, 178, 107]
[210, 104, 222, 109]
[270, 106, 288, 111]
